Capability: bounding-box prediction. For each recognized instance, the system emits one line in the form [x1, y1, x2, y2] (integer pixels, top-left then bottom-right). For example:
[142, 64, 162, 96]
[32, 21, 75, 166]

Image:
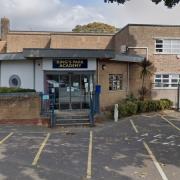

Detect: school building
[0, 17, 180, 111]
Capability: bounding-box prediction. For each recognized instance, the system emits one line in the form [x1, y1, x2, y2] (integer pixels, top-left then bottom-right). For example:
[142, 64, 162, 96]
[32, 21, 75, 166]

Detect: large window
[109, 74, 123, 91]
[155, 39, 180, 54]
[154, 74, 180, 88]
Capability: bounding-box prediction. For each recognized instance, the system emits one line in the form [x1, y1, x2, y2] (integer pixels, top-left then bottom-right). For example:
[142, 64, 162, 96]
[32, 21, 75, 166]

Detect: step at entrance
[55, 110, 91, 126]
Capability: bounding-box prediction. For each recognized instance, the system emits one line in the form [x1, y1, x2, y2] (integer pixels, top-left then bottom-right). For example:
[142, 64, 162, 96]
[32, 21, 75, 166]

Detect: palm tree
[138, 58, 153, 100]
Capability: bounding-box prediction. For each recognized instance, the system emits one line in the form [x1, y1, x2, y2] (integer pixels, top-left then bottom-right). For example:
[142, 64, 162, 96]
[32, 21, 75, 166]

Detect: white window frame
[154, 74, 180, 89]
[109, 74, 123, 91]
[155, 39, 180, 54]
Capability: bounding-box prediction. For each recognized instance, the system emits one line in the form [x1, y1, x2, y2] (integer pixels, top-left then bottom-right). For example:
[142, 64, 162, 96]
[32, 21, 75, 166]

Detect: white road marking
[166, 135, 178, 139]
[154, 134, 162, 138]
[149, 139, 159, 144]
[130, 119, 169, 180]
[141, 114, 159, 118]
[86, 131, 93, 179]
[130, 119, 139, 133]
[0, 132, 14, 145]
[160, 115, 180, 131]
[141, 133, 149, 137]
[143, 141, 169, 180]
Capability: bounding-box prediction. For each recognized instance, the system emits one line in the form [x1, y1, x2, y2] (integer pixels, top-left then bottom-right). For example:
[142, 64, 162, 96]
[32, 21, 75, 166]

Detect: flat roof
[8, 31, 114, 36]
[0, 49, 144, 63]
[23, 48, 115, 58]
[0, 52, 25, 61]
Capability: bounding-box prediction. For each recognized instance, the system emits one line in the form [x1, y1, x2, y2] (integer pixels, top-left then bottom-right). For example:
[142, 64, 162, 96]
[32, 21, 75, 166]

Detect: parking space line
[130, 119, 169, 180]
[0, 132, 14, 145]
[130, 119, 139, 133]
[86, 131, 93, 179]
[32, 133, 50, 166]
[143, 141, 168, 180]
[160, 115, 180, 131]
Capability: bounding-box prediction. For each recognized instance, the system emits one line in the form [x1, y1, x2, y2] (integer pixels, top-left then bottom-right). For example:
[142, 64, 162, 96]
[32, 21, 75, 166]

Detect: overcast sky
[0, 0, 180, 31]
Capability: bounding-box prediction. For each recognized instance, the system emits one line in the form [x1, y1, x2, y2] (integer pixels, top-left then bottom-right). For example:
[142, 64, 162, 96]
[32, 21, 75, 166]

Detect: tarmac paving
[0, 112, 179, 180]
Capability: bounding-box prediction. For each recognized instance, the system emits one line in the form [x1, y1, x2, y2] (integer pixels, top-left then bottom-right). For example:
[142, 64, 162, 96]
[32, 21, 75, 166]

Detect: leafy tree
[72, 22, 118, 33]
[104, 0, 180, 8]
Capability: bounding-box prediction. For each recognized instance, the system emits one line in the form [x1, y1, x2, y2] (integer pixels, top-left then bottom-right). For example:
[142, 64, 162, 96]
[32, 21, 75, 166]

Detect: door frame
[44, 71, 95, 110]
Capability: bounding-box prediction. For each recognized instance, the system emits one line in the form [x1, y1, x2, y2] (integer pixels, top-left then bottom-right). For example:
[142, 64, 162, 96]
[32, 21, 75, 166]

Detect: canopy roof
[0, 48, 144, 63]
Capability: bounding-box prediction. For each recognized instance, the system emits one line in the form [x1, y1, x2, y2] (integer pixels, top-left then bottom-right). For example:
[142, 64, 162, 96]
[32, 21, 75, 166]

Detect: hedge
[118, 99, 173, 117]
[0, 87, 36, 93]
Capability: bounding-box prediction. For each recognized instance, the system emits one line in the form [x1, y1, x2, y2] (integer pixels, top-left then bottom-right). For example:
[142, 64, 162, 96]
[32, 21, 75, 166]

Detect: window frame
[9, 75, 21, 88]
[155, 39, 180, 54]
[154, 74, 180, 89]
[109, 74, 123, 91]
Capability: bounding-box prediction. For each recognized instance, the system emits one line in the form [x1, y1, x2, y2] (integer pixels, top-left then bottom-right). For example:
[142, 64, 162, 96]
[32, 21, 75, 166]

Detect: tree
[72, 22, 119, 33]
[104, 0, 180, 8]
[138, 58, 154, 100]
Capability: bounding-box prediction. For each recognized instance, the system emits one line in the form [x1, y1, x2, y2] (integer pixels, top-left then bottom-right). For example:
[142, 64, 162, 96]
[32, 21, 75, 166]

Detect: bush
[118, 101, 138, 117]
[159, 99, 173, 110]
[0, 87, 36, 93]
[125, 93, 137, 102]
[118, 98, 172, 118]
[136, 100, 148, 113]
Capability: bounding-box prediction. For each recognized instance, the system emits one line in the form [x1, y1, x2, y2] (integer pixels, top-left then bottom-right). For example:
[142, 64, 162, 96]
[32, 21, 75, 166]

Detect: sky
[0, 0, 180, 31]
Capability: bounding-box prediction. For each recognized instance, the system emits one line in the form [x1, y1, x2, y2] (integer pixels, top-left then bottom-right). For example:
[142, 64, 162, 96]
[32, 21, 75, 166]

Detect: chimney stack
[1, 17, 10, 41]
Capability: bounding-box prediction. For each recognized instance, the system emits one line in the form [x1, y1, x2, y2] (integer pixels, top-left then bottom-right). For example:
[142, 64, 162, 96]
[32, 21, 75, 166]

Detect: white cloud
[0, 0, 180, 31]
[0, 0, 106, 31]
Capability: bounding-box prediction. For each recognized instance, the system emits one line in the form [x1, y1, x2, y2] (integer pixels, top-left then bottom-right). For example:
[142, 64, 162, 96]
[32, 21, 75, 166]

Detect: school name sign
[53, 59, 88, 69]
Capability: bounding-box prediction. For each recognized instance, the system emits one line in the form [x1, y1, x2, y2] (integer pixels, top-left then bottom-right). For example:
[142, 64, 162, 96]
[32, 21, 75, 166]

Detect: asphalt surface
[0, 113, 179, 180]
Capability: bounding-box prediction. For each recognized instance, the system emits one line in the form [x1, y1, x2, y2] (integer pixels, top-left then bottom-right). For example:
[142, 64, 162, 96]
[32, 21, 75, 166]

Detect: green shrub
[117, 98, 172, 118]
[125, 93, 137, 102]
[159, 99, 173, 110]
[147, 100, 160, 112]
[118, 101, 138, 117]
[0, 87, 36, 93]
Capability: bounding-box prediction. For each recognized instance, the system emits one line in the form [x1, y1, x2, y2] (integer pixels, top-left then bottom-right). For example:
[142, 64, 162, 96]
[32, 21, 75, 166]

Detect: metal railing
[88, 91, 100, 126]
[39, 92, 56, 128]
[89, 93, 95, 126]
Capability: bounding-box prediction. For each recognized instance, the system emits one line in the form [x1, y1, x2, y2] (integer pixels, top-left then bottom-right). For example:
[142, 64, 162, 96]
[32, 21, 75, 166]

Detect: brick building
[0, 17, 179, 111]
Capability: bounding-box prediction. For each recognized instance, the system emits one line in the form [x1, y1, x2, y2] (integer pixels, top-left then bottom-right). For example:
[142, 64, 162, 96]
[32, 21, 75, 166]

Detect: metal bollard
[114, 104, 119, 122]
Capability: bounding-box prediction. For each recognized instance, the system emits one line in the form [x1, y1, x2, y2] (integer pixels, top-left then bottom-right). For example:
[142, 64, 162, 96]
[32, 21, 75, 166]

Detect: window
[109, 74, 123, 91]
[154, 74, 180, 88]
[9, 75, 21, 88]
[155, 39, 180, 54]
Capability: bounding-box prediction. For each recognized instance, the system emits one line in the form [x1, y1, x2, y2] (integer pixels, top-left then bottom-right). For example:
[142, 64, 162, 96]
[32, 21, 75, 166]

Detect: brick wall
[98, 60, 128, 110]
[0, 41, 6, 52]
[115, 25, 180, 99]
[7, 33, 50, 52]
[0, 93, 45, 124]
[51, 34, 114, 50]
[6, 32, 114, 52]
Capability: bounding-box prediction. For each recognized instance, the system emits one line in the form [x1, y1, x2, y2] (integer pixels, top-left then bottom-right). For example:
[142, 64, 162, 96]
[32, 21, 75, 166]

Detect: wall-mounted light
[102, 64, 107, 70]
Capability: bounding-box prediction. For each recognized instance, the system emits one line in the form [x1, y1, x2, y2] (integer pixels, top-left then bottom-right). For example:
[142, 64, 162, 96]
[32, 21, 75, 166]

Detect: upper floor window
[155, 39, 180, 54]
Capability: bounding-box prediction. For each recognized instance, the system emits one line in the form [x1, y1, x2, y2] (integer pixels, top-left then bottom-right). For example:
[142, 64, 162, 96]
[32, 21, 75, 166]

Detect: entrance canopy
[0, 48, 144, 63]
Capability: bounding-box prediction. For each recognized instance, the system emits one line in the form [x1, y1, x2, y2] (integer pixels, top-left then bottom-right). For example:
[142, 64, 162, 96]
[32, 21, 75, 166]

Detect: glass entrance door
[59, 74, 70, 109]
[59, 73, 93, 110]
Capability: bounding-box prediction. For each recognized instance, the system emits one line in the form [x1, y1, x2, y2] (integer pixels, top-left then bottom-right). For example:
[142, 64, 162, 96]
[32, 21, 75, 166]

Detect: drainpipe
[33, 60, 36, 90]
[97, 59, 99, 84]
[127, 62, 129, 94]
[0, 61, 1, 87]
[127, 47, 149, 60]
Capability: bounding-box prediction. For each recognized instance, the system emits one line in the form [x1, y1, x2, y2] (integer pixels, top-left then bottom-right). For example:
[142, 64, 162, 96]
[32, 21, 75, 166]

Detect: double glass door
[46, 73, 94, 110]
